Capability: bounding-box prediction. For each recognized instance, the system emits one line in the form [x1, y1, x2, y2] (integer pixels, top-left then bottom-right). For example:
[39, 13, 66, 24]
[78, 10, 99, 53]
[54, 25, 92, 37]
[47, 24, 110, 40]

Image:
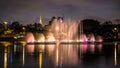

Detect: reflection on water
[22, 45, 25, 66]
[0, 41, 120, 68]
[4, 47, 7, 68]
[55, 42, 59, 66]
[39, 52, 42, 68]
[26, 33, 35, 55]
[114, 42, 117, 66]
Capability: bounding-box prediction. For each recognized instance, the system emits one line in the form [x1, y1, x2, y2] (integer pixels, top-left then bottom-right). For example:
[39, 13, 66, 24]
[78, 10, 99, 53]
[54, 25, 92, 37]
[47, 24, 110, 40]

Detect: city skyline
[0, 0, 120, 25]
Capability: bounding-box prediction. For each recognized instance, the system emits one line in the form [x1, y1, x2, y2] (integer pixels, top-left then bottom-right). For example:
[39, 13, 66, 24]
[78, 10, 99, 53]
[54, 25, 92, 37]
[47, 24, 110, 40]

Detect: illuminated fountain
[87, 33, 95, 42]
[50, 18, 79, 42]
[96, 35, 103, 42]
[26, 32, 35, 54]
[44, 18, 80, 67]
[43, 31, 56, 56]
[35, 33, 45, 52]
[79, 34, 88, 42]
[25, 17, 103, 44]
[48, 17, 103, 43]
[25, 17, 103, 67]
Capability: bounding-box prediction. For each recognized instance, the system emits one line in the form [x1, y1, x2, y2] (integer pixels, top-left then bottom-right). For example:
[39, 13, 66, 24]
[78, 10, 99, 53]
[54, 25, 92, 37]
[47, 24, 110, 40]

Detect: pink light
[97, 44, 102, 53]
[88, 34, 95, 42]
[83, 44, 88, 53]
[83, 34, 88, 42]
[89, 44, 95, 53]
[26, 32, 35, 55]
[80, 34, 88, 42]
[96, 36, 103, 42]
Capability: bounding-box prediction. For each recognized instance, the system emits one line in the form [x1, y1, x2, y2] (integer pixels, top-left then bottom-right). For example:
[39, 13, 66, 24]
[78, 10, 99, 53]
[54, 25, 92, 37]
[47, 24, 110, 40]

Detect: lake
[0, 41, 120, 68]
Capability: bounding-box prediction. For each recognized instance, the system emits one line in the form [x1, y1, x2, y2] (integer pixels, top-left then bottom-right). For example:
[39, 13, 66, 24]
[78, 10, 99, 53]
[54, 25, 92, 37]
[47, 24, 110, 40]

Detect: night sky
[0, 0, 120, 25]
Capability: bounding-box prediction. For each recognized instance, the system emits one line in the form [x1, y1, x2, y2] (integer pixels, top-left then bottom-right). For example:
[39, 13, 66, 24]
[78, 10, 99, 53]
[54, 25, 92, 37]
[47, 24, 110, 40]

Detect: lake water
[0, 41, 120, 68]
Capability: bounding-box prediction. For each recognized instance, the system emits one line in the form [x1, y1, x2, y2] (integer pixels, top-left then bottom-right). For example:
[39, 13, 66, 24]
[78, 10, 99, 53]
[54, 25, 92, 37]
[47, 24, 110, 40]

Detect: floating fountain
[50, 18, 79, 42]
[25, 17, 103, 44]
[25, 17, 103, 67]
[43, 31, 56, 56]
[35, 33, 45, 52]
[26, 32, 35, 54]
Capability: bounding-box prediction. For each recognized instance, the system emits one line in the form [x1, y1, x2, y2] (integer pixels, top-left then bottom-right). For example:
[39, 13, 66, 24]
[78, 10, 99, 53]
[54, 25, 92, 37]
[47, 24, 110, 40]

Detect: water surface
[0, 41, 120, 68]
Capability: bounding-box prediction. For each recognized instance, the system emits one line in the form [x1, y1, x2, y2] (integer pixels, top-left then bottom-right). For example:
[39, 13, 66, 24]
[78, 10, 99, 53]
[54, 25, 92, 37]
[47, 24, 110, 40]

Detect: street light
[112, 27, 119, 39]
[22, 27, 26, 35]
[4, 21, 8, 25]
[114, 28, 117, 31]
[4, 21, 8, 30]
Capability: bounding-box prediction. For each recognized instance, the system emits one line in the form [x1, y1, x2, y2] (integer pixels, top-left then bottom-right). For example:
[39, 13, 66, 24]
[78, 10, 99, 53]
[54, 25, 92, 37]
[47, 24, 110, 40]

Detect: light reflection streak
[22, 45, 25, 66]
[79, 44, 83, 59]
[82, 43, 88, 53]
[20, 41, 26, 66]
[4, 47, 7, 68]
[39, 52, 42, 68]
[55, 41, 60, 66]
[89, 44, 95, 53]
[60, 44, 78, 66]
[114, 43, 117, 66]
[67, 44, 78, 65]
[56, 47, 59, 66]
[14, 44, 16, 53]
[97, 44, 102, 53]
[2, 42, 11, 68]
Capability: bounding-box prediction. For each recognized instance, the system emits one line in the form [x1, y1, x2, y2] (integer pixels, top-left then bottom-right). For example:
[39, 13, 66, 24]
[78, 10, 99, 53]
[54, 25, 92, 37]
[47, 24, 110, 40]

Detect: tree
[11, 21, 23, 34]
[81, 19, 100, 26]
[0, 23, 4, 34]
[81, 19, 101, 34]
[103, 21, 112, 25]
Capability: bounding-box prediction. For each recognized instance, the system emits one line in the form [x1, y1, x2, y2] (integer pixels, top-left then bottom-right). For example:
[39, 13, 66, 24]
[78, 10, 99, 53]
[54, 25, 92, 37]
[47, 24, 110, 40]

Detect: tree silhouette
[81, 19, 100, 26]
[81, 19, 101, 34]
[103, 21, 112, 25]
[11, 21, 22, 34]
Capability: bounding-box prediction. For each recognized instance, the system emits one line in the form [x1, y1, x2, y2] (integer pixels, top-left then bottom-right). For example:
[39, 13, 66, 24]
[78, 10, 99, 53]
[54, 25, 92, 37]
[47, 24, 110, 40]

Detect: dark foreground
[0, 41, 120, 68]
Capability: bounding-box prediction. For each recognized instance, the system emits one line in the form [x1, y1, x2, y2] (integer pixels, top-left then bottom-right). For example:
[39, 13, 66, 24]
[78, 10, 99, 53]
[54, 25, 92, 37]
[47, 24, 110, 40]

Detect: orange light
[4, 21, 8, 25]
[55, 26, 59, 31]
[114, 28, 117, 30]
[39, 52, 42, 68]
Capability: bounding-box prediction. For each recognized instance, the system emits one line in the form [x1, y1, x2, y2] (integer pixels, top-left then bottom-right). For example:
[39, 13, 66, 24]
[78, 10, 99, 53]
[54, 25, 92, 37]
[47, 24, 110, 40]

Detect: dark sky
[0, 0, 120, 24]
